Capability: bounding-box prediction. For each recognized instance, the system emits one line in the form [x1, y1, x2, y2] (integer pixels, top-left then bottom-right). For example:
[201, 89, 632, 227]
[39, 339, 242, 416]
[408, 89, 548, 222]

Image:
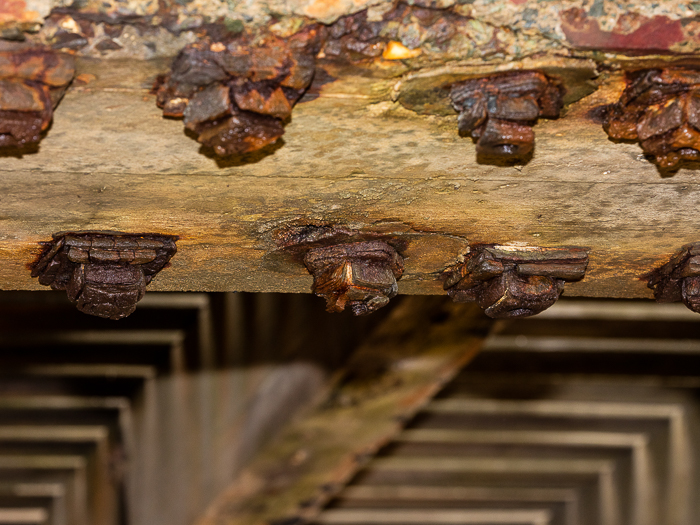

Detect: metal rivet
[646, 243, 700, 313]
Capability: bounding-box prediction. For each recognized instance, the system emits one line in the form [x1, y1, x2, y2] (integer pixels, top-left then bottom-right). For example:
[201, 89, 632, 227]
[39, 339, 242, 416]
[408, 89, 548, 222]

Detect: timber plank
[0, 59, 698, 297]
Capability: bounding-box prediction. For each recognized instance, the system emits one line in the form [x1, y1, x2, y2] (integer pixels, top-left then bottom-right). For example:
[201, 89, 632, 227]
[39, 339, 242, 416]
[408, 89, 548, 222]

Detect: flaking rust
[645, 243, 700, 313]
[604, 68, 700, 169]
[154, 25, 322, 157]
[450, 71, 564, 161]
[305, 241, 404, 316]
[0, 45, 75, 148]
[30, 232, 177, 320]
[274, 225, 406, 315]
[443, 245, 588, 318]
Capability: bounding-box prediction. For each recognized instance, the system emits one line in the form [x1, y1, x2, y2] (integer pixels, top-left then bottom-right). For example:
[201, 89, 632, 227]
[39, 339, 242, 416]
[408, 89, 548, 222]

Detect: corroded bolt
[604, 68, 700, 169]
[30, 231, 177, 320]
[303, 240, 404, 316]
[155, 25, 321, 156]
[645, 243, 700, 313]
[450, 71, 564, 160]
[444, 245, 588, 318]
[0, 46, 75, 148]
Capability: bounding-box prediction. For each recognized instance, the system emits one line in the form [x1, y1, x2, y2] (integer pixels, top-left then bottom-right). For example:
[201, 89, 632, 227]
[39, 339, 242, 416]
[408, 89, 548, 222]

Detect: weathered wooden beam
[0, 57, 698, 298]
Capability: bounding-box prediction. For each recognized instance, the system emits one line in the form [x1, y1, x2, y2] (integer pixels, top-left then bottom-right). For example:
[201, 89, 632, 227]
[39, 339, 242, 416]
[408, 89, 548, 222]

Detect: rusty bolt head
[0, 46, 75, 148]
[67, 263, 147, 319]
[681, 276, 700, 313]
[475, 272, 563, 318]
[604, 68, 700, 169]
[304, 240, 404, 316]
[30, 232, 177, 320]
[450, 71, 564, 161]
[154, 25, 321, 157]
[444, 245, 588, 319]
[646, 245, 700, 313]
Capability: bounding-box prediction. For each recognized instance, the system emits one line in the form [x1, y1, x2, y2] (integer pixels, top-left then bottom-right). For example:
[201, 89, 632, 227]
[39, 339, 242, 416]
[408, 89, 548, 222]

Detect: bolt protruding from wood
[30, 231, 177, 320]
[443, 245, 588, 318]
[645, 243, 700, 313]
[154, 26, 321, 157]
[450, 71, 564, 161]
[604, 68, 700, 169]
[304, 240, 404, 316]
[0, 46, 75, 148]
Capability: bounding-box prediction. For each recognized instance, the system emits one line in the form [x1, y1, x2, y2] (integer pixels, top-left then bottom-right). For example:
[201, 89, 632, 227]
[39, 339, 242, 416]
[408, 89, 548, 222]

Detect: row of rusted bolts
[28, 231, 700, 321]
[7, 43, 700, 320]
[2, 43, 700, 168]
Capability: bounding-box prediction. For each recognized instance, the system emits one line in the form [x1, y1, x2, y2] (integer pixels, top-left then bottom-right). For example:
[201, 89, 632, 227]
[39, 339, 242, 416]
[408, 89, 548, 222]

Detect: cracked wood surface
[0, 57, 698, 299]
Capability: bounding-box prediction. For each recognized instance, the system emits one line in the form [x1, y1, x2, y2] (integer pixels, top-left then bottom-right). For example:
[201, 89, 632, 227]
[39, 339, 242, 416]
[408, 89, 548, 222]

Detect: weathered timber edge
[0, 58, 698, 298]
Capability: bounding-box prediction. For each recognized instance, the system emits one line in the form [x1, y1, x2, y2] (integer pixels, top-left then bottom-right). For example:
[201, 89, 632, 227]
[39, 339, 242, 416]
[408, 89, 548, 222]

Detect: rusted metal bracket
[645, 243, 700, 313]
[450, 71, 564, 161]
[30, 231, 177, 320]
[0, 45, 75, 149]
[604, 68, 700, 169]
[443, 245, 589, 318]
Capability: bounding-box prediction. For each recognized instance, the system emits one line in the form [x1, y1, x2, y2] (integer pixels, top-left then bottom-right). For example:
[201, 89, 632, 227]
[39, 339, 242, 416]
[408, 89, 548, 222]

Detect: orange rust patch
[234, 86, 292, 119]
[75, 73, 97, 85]
[561, 8, 684, 52]
[0, 47, 75, 148]
[0, 0, 41, 29]
[382, 41, 422, 60]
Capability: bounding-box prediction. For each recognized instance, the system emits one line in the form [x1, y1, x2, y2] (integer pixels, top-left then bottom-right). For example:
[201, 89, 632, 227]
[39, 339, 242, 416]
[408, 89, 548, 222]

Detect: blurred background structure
[0, 293, 699, 525]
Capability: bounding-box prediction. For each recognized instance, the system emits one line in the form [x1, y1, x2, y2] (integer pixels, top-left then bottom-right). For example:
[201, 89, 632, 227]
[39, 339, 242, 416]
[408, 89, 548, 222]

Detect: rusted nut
[444, 245, 588, 318]
[30, 232, 177, 320]
[604, 68, 700, 169]
[304, 241, 404, 316]
[154, 25, 322, 157]
[450, 71, 564, 161]
[645, 243, 700, 313]
[0, 46, 75, 148]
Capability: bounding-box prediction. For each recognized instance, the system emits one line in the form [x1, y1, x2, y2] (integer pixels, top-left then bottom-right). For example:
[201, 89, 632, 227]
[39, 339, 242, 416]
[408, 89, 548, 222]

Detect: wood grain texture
[0, 58, 697, 298]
